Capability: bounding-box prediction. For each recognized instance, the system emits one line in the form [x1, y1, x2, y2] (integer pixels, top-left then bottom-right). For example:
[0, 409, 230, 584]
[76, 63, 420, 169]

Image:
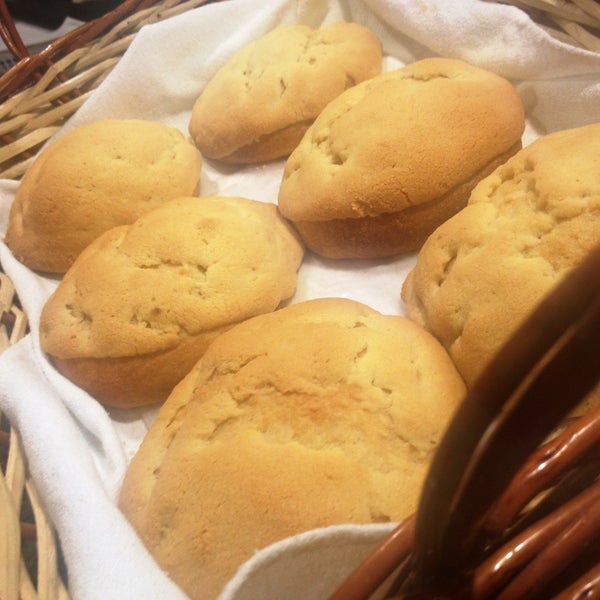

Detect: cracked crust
[292, 141, 521, 258]
[5, 119, 203, 273]
[278, 57, 525, 258]
[188, 23, 382, 163]
[39, 196, 304, 408]
[119, 297, 465, 599]
[402, 124, 600, 409]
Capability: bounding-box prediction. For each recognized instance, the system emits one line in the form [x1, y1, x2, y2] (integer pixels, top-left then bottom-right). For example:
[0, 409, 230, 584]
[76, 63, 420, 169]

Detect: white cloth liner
[0, 0, 598, 598]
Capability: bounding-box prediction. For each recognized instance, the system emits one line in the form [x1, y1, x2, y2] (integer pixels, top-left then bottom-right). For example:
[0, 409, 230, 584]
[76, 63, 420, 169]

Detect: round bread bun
[5, 119, 202, 273]
[401, 123, 600, 411]
[39, 196, 304, 408]
[188, 22, 382, 163]
[278, 57, 525, 259]
[119, 297, 465, 599]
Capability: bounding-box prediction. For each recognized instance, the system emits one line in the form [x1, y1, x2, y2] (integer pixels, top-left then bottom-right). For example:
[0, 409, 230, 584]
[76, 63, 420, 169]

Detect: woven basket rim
[0, 0, 213, 180]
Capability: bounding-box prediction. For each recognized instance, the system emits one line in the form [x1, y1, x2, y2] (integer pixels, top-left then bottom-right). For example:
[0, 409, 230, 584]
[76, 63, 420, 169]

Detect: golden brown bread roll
[39, 196, 304, 408]
[119, 297, 465, 599]
[188, 22, 382, 163]
[5, 119, 202, 273]
[401, 123, 600, 410]
[278, 57, 526, 259]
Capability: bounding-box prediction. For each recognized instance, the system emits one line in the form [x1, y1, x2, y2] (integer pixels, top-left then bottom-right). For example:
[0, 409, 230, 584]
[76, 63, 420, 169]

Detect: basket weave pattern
[0, 0, 212, 180]
[488, 0, 600, 50]
[0, 274, 67, 600]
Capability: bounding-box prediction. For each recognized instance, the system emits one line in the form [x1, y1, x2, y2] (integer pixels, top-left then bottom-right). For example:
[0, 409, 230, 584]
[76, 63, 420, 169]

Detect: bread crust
[40, 196, 304, 408]
[292, 142, 521, 258]
[401, 124, 600, 412]
[119, 297, 465, 598]
[5, 119, 202, 274]
[278, 57, 525, 258]
[50, 322, 233, 408]
[188, 23, 382, 163]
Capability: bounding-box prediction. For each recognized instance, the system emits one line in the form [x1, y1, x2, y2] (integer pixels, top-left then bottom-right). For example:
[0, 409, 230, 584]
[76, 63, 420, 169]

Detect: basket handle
[411, 243, 600, 585]
[0, 0, 29, 61]
[329, 243, 600, 600]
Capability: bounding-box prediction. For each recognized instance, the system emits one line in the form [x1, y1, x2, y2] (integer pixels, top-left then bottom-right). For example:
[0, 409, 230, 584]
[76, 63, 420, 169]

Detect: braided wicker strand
[0, 0, 213, 179]
[0, 272, 70, 600]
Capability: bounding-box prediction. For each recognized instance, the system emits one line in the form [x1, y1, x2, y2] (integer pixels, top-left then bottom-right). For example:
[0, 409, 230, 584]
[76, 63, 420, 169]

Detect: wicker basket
[0, 272, 66, 600]
[0, 1, 599, 599]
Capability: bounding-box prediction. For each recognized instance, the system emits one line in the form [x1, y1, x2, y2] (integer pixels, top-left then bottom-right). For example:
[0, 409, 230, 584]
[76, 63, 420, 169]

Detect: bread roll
[278, 57, 525, 259]
[188, 22, 382, 163]
[5, 119, 202, 273]
[39, 196, 304, 408]
[119, 297, 465, 599]
[402, 123, 600, 410]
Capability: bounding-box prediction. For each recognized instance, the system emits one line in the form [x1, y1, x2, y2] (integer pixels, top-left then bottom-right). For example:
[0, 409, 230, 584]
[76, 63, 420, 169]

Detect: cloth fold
[0, 1, 598, 598]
